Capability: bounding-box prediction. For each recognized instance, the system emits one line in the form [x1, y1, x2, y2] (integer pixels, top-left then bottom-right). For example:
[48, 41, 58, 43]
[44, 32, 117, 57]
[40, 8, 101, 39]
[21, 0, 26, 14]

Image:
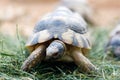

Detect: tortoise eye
[70, 8, 75, 12]
[116, 31, 120, 34]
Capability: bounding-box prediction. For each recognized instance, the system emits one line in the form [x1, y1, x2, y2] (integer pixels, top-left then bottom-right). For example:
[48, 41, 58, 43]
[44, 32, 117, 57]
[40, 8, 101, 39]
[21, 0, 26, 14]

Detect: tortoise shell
[26, 7, 90, 52]
[34, 7, 87, 34]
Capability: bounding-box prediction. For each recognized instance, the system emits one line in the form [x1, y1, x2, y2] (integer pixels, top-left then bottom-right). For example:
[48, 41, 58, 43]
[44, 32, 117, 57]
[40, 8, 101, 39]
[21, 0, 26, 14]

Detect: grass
[0, 28, 120, 80]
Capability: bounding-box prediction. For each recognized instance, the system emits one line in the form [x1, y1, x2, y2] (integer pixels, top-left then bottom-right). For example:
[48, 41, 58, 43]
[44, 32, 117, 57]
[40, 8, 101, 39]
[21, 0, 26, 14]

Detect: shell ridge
[26, 30, 54, 47]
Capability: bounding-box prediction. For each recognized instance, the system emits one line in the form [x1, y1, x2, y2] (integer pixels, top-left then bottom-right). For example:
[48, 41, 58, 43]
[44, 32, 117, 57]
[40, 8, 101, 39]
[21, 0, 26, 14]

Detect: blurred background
[0, 0, 120, 37]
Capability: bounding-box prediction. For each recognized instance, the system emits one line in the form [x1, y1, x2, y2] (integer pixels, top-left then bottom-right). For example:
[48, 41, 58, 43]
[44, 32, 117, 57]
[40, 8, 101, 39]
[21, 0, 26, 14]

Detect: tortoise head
[111, 43, 120, 58]
[108, 34, 120, 58]
[46, 40, 66, 60]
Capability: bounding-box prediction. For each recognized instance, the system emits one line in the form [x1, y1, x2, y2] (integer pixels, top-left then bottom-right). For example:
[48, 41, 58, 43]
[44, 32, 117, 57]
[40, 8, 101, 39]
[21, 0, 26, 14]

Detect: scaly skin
[71, 47, 96, 73]
[21, 44, 46, 71]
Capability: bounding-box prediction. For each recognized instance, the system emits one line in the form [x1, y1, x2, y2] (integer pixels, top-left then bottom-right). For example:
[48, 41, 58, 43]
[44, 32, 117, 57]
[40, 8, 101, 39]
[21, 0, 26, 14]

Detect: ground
[0, 0, 120, 80]
[0, 28, 120, 80]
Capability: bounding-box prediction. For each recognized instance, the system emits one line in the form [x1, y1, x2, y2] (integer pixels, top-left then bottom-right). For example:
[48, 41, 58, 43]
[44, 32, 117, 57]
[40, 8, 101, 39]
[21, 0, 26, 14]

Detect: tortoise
[105, 24, 120, 58]
[60, 0, 95, 25]
[21, 7, 96, 73]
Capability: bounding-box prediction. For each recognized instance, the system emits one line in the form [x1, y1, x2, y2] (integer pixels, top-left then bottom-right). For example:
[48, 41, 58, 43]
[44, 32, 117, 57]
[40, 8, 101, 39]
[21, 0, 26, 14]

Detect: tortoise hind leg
[71, 50, 97, 73]
[21, 44, 46, 71]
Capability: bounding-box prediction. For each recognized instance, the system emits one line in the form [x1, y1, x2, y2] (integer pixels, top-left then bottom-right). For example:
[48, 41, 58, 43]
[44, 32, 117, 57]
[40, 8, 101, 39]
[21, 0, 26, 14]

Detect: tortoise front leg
[21, 44, 46, 71]
[71, 51, 97, 73]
